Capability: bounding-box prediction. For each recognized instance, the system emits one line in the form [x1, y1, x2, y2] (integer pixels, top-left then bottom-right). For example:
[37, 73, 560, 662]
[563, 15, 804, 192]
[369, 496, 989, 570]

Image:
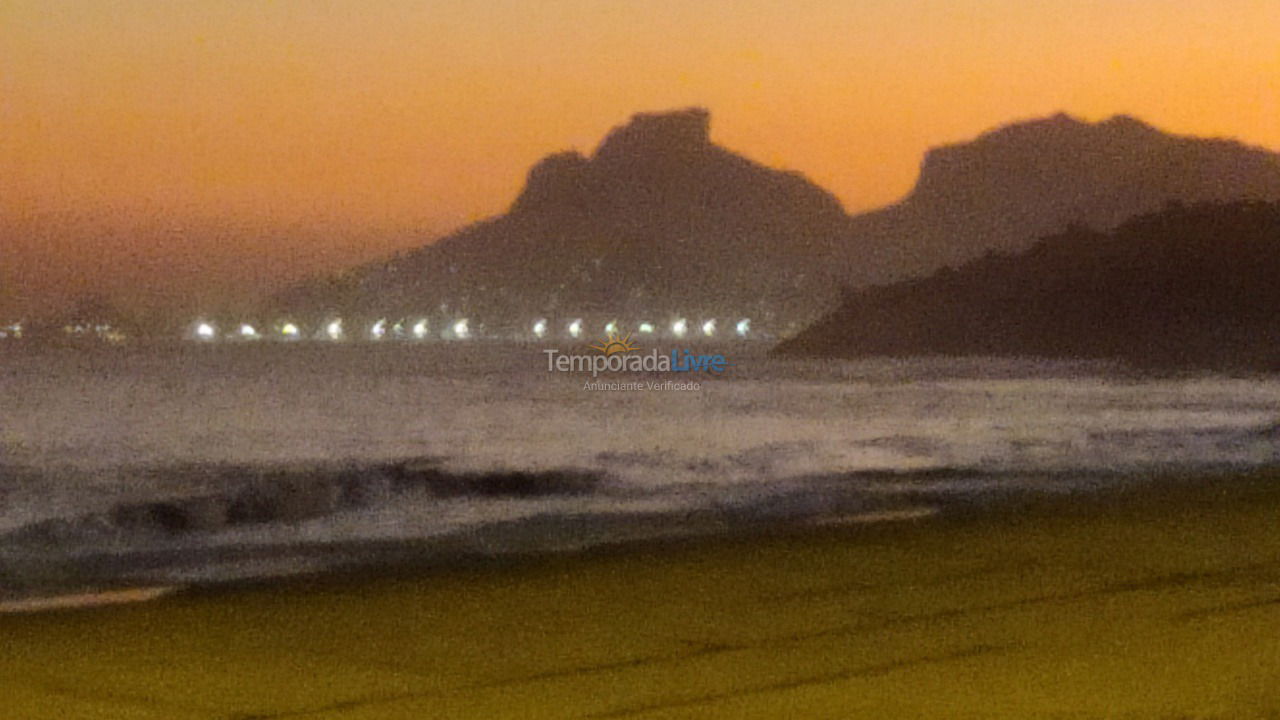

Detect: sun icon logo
[590, 331, 638, 356]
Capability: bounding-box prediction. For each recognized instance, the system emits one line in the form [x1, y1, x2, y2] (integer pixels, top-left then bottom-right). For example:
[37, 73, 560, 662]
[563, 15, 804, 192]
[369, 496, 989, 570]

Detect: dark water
[2, 343, 1278, 599]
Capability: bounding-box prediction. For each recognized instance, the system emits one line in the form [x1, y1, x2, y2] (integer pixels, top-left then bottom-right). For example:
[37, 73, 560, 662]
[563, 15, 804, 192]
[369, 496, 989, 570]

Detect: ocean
[2, 342, 1279, 600]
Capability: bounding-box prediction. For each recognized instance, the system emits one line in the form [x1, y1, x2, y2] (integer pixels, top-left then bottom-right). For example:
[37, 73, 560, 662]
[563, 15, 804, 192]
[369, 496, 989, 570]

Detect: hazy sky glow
[2, 0, 1278, 316]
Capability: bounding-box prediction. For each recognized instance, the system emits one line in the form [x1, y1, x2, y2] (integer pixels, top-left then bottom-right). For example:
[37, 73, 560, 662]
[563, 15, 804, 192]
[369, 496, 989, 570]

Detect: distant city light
[179, 312, 761, 346]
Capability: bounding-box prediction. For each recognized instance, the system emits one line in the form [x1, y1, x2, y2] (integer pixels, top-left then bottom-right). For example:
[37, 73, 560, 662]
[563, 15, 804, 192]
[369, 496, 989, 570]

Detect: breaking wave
[3, 345, 1280, 600]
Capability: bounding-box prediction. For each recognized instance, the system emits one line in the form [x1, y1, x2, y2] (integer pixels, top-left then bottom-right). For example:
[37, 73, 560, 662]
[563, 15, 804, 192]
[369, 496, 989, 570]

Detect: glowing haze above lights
[326, 320, 343, 341]
[452, 319, 470, 339]
[532, 319, 548, 338]
[638, 322, 655, 334]
[736, 319, 751, 337]
[195, 322, 216, 340]
[671, 319, 688, 338]
[370, 319, 387, 340]
[702, 319, 717, 337]
[568, 319, 583, 338]
[412, 320, 429, 339]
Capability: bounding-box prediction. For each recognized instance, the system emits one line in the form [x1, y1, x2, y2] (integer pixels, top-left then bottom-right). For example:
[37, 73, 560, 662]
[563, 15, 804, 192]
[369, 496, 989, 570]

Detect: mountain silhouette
[273, 109, 1280, 336]
[778, 200, 1280, 370]
[276, 108, 850, 333]
[841, 113, 1280, 285]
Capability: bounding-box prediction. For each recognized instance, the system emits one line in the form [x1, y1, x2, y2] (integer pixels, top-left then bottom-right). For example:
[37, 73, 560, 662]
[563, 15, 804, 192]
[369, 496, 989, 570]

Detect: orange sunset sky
[2, 0, 1278, 318]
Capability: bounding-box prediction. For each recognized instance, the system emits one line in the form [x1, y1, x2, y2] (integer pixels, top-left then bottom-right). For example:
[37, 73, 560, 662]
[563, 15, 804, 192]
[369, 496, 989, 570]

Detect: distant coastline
[778, 200, 1280, 371]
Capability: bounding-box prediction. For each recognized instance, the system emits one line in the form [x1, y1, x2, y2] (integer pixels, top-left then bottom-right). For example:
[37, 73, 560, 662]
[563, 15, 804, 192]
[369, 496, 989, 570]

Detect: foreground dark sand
[4, 472, 1280, 719]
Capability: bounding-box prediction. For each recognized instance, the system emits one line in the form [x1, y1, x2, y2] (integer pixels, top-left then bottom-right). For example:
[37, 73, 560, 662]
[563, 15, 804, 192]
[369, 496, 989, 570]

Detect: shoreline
[2, 467, 1280, 717]
[7, 464, 1276, 610]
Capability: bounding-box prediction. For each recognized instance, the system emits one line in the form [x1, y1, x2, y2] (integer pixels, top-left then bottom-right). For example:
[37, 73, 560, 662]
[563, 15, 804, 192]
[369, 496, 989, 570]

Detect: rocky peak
[908, 113, 1189, 204]
[510, 150, 590, 214]
[592, 107, 712, 164]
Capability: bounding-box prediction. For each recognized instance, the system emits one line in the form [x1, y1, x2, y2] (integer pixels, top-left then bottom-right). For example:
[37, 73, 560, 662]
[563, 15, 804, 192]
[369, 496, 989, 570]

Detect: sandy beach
[3, 469, 1280, 719]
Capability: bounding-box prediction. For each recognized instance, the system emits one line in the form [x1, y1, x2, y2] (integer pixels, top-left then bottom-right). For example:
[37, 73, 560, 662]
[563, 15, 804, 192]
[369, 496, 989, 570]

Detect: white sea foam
[1, 344, 1278, 551]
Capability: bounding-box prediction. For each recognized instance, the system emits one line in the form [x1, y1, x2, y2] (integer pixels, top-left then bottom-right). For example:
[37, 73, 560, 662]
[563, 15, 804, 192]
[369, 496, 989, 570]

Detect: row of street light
[188, 316, 753, 342]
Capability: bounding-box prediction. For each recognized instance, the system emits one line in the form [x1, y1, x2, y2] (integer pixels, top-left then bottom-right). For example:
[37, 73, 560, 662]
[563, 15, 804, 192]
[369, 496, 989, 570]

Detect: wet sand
[3, 470, 1280, 719]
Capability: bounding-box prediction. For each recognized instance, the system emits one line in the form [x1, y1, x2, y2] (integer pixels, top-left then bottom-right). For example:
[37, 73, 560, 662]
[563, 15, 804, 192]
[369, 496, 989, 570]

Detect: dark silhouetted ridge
[847, 114, 1280, 287]
[777, 200, 1280, 370]
[272, 110, 1280, 337]
[275, 107, 850, 332]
